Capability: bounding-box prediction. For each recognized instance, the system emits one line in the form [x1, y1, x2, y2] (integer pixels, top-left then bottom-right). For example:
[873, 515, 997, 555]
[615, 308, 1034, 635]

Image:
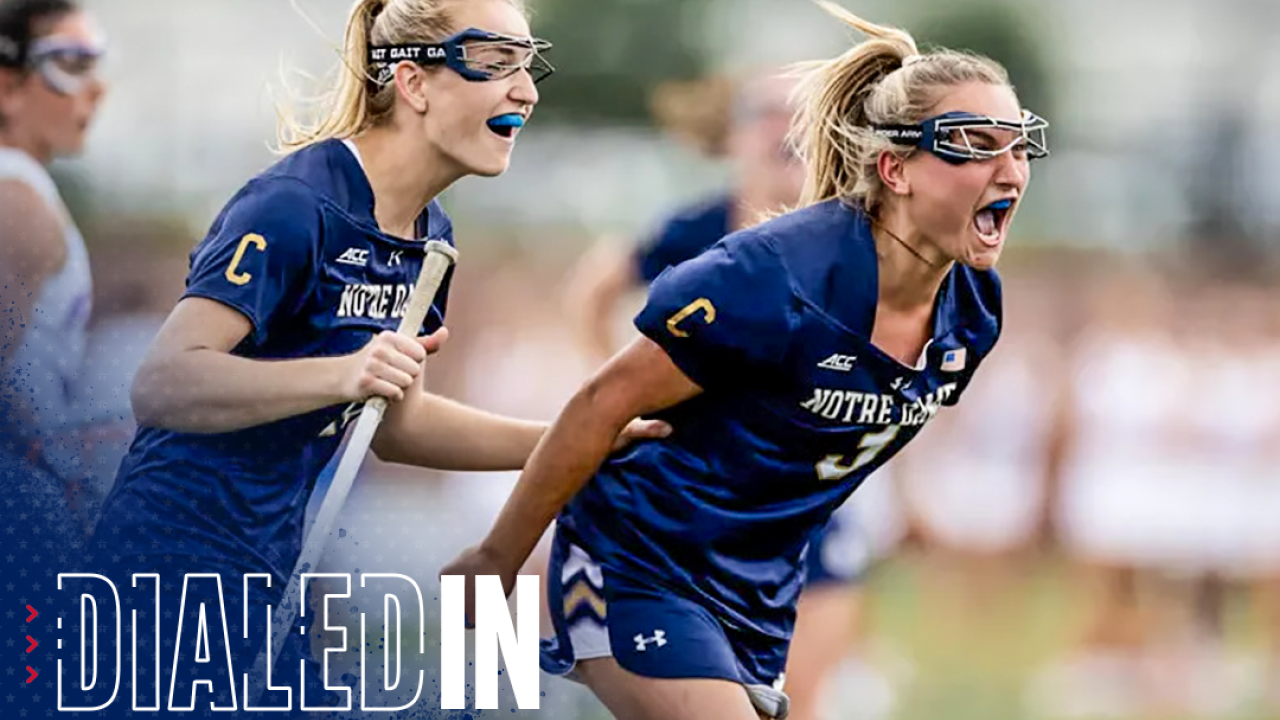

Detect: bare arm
[131, 297, 442, 433]
[372, 345, 673, 471]
[372, 379, 547, 471]
[0, 181, 68, 434]
[563, 239, 638, 364]
[476, 336, 700, 576]
[0, 180, 66, 371]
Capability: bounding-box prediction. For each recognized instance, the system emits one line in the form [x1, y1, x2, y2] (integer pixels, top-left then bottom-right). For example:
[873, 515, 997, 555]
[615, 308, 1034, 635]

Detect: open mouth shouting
[973, 197, 1014, 247]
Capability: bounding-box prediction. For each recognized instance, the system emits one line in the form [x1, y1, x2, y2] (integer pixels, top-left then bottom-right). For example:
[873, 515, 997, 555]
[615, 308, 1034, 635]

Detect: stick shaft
[247, 240, 457, 699]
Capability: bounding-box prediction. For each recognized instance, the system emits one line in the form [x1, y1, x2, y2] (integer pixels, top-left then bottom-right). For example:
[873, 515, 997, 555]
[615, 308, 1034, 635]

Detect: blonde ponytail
[790, 0, 1010, 212]
[276, 0, 391, 152]
[277, 0, 535, 153]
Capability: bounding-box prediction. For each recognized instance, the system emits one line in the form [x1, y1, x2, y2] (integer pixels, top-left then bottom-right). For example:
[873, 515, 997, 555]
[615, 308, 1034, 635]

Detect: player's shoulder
[743, 199, 879, 328]
[247, 138, 397, 224]
[635, 205, 799, 382]
[635, 194, 735, 280]
[227, 174, 323, 214]
[252, 140, 353, 206]
[217, 143, 342, 222]
[204, 173, 323, 248]
[692, 216, 789, 284]
[644, 217, 793, 322]
[257, 139, 454, 240]
[750, 198, 870, 270]
[665, 199, 872, 303]
[194, 152, 332, 255]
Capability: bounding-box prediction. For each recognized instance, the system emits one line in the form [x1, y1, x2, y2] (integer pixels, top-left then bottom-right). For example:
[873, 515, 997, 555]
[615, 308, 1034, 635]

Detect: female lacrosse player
[444, 2, 1050, 718]
[93, 0, 663, 705]
[565, 69, 884, 720]
[0, 0, 108, 537]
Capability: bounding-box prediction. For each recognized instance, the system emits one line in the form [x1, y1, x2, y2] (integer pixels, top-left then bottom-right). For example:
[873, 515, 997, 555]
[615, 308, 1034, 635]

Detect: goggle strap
[870, 124, 927, 147]
[368, 43, 448, 66]
[367, 38, 553, 85]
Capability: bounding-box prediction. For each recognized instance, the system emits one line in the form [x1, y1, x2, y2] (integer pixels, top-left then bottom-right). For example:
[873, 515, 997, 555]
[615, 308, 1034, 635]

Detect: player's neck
[870, 205, 952, 312]
[350, 128, 463, 240]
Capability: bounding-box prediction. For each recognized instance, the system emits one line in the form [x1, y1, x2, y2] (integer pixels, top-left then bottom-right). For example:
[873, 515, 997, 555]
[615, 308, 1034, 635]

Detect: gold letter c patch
[224, 233, 267, 286]
[666, 298, 716, 337]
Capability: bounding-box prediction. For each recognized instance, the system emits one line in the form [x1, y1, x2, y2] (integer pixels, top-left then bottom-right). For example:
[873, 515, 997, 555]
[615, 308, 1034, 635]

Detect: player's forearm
[373, 392, 547, 470]
[131, 348, 349, 433]
[480, 385, 627, 572]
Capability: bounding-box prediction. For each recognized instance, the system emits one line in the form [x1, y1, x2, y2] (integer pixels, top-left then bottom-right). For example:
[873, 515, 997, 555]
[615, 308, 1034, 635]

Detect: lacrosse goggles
[7, 36, 107, 95]
[368, 27, 554, 87]
[871, 109, 1049, 165]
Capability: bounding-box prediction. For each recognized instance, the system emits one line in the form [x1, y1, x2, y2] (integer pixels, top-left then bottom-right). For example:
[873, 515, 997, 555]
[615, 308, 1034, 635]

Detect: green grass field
[321, 549, 1277, 719]
[859, 552, 1277, 720]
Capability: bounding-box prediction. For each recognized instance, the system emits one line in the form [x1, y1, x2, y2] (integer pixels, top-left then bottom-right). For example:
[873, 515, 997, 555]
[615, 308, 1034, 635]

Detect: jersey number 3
[225, 233, 267, 286]
[815, 426, 901, 481]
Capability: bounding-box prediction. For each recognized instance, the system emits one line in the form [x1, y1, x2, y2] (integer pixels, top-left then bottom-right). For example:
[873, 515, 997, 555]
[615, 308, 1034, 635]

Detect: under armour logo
[633, 630, 666, 652]
[389, 251, 403, 266]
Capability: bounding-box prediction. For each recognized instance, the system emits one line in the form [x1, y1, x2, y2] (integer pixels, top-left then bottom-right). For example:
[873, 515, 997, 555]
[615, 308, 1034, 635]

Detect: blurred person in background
[446, 2, 1050, 716]
[0, 0, 110, 537]
[565, 67, 899, 720]
[1261, 289, 1280, 713]
[1031, 265, 1183, 718]
[1031, 269, 1280, 719]
[1158, 282, 1280, 718]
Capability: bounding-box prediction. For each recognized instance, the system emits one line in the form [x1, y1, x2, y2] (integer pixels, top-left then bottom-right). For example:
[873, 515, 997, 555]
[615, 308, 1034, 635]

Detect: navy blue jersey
[633, 195, 733, 283]
[98, 139, 454, 582]
[560, 198, 1001, 642]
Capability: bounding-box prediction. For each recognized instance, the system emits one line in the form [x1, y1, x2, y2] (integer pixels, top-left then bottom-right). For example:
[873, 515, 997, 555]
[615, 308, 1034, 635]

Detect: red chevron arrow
[26, 635, 37, 653]
[25, 605, 37, 622]
[25, 666, 37, 684]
